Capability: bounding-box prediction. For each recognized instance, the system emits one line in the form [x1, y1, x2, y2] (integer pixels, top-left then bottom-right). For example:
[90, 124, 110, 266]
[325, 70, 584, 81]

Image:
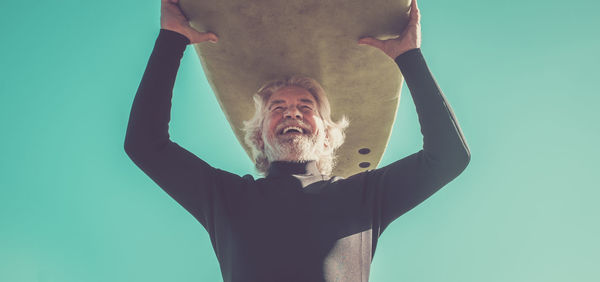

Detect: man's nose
[283, 106, 302, 119]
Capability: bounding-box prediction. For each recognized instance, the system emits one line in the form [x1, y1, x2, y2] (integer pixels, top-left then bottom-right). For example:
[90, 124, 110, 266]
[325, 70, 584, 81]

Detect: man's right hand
[161, 0, 219, 44]
[358, 0, 421, 59]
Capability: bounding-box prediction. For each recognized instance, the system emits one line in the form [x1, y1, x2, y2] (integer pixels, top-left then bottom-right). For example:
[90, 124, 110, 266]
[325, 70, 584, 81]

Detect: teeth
[282, 126, 303, 134]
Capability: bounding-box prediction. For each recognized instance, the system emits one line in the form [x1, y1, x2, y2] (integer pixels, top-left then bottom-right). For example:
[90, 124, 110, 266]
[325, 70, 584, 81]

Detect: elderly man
[124, 0, 471, 281]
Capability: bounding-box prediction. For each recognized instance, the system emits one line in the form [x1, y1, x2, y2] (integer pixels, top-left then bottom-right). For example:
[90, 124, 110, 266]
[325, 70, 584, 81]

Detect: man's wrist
[159, 29, 191, 45]
[394, 48, 421, 61]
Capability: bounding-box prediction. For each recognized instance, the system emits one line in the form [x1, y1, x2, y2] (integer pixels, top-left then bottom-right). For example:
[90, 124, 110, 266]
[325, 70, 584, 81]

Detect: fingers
[409, 0, 421, 25]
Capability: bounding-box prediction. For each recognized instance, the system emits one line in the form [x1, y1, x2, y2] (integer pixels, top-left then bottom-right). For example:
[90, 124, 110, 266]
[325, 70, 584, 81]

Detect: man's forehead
[268, 86, 317, 104]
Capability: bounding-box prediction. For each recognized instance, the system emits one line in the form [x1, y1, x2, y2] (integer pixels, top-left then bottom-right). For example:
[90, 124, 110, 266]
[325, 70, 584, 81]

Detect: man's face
[260, 86, 327, 162]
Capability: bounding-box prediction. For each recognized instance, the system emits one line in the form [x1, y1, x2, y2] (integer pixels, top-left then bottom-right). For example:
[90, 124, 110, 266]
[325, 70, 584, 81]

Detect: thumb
[358, 37, 383, 48]
[189, 31, 219, 44]
[204, 32, 219, 42]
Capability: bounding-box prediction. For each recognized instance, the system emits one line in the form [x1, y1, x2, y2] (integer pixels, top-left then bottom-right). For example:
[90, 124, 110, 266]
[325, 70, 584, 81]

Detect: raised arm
[123, 0, 238, 229]
[358, 0, 471, 232]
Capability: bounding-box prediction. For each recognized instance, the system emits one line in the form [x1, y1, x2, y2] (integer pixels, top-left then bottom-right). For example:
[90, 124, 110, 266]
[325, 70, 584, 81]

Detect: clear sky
[1, 0, 599, 281]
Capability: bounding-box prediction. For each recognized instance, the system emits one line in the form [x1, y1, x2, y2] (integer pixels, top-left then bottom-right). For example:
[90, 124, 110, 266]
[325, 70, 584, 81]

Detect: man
[124, 0, 471, 281]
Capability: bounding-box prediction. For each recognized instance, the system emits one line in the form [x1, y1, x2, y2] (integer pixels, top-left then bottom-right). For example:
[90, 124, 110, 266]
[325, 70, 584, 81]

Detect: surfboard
[180, 0, 412, 178]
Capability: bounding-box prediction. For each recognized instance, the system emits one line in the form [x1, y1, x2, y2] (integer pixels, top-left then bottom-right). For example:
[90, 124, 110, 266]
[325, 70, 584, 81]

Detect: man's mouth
[278, 126, 308, 135]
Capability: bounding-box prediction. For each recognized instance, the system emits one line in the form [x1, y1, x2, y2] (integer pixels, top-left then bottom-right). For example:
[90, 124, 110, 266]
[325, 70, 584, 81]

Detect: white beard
[264, 129, 326, 163]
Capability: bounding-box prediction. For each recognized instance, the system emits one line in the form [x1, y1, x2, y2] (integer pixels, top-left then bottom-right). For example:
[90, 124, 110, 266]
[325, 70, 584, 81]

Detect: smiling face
[260, 86, 327, 162]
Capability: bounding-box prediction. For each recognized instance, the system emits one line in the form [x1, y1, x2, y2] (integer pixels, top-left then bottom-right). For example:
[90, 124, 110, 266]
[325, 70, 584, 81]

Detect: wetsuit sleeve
[124, 29, 243, 230]
[368, 48, 471, 232]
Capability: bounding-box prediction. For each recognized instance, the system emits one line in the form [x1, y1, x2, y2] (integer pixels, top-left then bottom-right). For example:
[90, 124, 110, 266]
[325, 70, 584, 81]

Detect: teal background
[1, 0, 599, 281]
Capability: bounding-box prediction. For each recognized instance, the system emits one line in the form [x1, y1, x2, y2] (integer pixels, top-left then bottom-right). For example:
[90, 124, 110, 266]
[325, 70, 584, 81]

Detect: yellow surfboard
[180, 0, 411, 177]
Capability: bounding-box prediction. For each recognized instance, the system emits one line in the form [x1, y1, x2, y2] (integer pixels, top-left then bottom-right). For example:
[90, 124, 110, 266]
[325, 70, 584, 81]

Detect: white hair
[242, 75, 349, 176]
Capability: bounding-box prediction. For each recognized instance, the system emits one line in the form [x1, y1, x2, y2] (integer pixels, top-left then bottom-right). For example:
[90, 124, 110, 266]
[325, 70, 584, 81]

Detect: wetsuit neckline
[267, 160, 320, 178]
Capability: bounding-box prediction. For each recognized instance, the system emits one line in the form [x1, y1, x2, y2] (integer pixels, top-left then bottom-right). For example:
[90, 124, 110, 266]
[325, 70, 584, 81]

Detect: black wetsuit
[124, 29, 471, 282]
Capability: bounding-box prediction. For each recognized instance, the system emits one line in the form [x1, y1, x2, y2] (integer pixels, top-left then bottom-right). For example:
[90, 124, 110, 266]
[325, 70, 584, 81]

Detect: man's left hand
[358, 0, 421, 59]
